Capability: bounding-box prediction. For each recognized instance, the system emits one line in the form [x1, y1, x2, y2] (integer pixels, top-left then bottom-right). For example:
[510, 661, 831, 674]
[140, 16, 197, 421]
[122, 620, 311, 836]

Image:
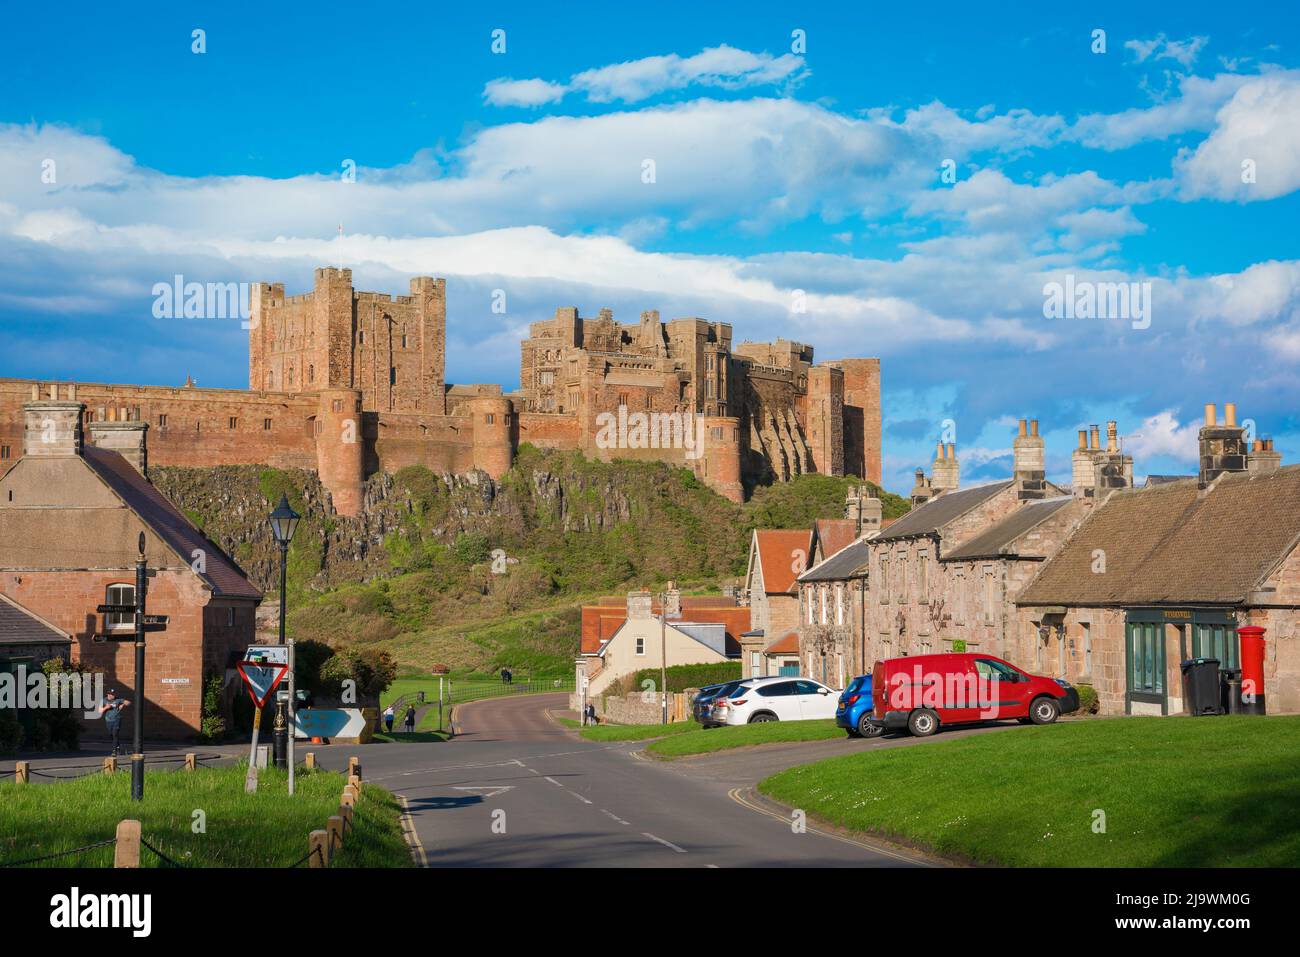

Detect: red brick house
[0, 401, 262, 739]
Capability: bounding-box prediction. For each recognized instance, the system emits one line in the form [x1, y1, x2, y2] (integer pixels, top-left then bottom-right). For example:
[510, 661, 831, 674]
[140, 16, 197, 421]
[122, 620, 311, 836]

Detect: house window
[157, 414, 167, 428]
[227, 607, 236, 627]
[263, 418, 272, 431]
[750, 651, 761, 677]
[879, 555, 889, 604]
[819, 586, 828, 625]
[1082, 622, 1092, 675]
[635, 637, 645, 656]
[229, 417, 238, 430]
[1192, 622, 1239, 670]
[105, 583, 135, 629]
[896, 551, 908, 604]
[806, 587, 815, 624]
[918, 550, 929, 603]
[983, 568, 996, 623]
[835, 584, 844, 626]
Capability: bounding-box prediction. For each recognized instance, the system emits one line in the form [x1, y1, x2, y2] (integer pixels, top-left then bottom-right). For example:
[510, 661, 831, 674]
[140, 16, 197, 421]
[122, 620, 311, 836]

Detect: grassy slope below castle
[155, 446, 909, 677]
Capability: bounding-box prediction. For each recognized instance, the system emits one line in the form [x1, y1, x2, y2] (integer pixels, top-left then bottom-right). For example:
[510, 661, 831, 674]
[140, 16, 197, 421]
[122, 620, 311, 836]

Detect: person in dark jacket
[99, 689, 130, 756]
[404, 704, 416, 733]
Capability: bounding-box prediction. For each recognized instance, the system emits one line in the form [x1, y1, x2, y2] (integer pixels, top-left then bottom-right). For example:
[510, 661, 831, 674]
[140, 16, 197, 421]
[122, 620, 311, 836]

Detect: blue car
[836, 675, 882, 738]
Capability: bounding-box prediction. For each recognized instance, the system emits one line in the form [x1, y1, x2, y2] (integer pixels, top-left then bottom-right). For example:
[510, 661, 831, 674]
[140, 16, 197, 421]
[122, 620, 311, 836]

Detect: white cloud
[1067, 72, 1255, 150]
[1175, 72, 1300, 200]
[1124, 410, 1201, 463]
[483, 44, 808, 107]
[1125, 34, 1209, 69]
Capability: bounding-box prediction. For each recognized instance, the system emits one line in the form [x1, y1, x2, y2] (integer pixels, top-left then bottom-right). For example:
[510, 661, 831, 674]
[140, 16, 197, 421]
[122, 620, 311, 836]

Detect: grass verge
[579, 721, 700, 742]
[646, 719, 843, 758]
[0, 763, 413, 868]
[758, 716, 1300, 867]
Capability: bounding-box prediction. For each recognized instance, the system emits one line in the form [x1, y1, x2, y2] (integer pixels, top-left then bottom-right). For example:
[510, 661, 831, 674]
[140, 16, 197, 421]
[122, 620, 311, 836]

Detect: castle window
[267, 372, 275, 389]
[287, 367, 295, 387]
[307, 365, 314, 384]
[195, 420, 202, 432]
[618, 393, 628, 408]
[539, 371, 554, 386]
[228, 417, 238, 430]
[86, 410, 96, 424]
[645, 394, 653, 410]
[569, 391, 579, 409]
[359, 330, 365, 345]
[390, 367, 397, 386]
[158, 414, 167, 428]
[263, 418, 272, 431]
[402, 334, 409, 349]
[332, 399, 343, 413]
[0, 446, 9, 460]
[486, 414, 495, 425]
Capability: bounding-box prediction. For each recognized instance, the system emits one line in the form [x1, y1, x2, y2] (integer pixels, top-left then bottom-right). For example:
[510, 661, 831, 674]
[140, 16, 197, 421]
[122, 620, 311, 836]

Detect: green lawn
[382, 675, 573, 710]
[0, 763, 413, 868]
[759, 716, 1300, 867]
[646, 719, 844, 757]
[579, 720, 700, 742]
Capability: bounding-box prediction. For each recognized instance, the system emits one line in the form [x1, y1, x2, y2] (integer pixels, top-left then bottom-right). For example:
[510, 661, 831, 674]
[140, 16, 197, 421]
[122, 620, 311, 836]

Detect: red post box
[1237, 626, 1267, 715]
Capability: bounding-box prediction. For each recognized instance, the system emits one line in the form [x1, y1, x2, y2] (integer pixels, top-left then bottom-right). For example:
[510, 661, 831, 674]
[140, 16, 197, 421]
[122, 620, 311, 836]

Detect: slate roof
[1144, 475, 1196, 487]
[943, 496, 1074, 561]
[870, 481, 1013, 543]
[798, 539, 872, 582]
[83, 446, 263, 601]
[1019, 465, 1300, 607]
[0, 593, 72, 646]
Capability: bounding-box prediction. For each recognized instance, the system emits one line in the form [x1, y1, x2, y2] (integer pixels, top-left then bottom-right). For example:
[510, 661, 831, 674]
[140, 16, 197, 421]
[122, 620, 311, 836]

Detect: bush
[319, 647, 398, 701]
[630, 662, 742, 695]
[1076, 684, 1100, 714]
[199, 674, 227, 743]
[453, 532, 492, 566]
[0, 711, 22, 752]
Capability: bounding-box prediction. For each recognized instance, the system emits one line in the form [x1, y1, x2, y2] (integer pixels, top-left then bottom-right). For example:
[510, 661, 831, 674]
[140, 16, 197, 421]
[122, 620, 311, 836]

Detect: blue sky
[2, 1, 1298, 494]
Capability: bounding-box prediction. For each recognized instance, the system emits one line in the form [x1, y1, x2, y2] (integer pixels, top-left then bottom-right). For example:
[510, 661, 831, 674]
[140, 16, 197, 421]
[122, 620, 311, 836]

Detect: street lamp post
[131, 532, 147, 801]
[269, 495, 300, 778]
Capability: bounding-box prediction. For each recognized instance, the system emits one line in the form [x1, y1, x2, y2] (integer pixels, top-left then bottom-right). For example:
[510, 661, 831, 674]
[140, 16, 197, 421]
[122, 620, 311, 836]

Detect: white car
[710, 676, 840, 725]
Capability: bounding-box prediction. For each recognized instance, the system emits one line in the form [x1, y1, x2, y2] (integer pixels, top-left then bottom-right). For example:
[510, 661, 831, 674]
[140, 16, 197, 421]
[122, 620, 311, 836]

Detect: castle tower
[469, 394, 514, 479]
[805, 366, 844, 476]
[315, 388, 365, 517]
[827, 358, 881, 484]
[700, 415, 743, 503]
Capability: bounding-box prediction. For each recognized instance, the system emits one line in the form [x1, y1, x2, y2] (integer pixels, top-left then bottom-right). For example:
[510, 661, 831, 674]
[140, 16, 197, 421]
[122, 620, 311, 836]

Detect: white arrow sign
[452, 786, 516, 798]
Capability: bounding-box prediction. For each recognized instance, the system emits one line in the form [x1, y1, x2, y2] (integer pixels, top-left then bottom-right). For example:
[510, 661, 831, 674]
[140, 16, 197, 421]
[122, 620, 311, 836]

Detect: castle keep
[0, 268, 881, 511]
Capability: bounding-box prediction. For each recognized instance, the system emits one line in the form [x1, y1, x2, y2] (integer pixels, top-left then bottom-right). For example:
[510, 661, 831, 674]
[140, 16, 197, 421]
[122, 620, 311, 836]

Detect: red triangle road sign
[237, 661, 289, 709]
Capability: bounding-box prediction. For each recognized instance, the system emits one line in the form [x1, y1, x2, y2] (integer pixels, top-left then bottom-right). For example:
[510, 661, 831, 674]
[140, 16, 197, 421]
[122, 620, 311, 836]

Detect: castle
[0, 268, 881, 510]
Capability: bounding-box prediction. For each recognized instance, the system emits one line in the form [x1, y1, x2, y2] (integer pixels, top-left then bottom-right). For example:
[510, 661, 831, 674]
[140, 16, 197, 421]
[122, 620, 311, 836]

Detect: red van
[868, 653, 1079, 736]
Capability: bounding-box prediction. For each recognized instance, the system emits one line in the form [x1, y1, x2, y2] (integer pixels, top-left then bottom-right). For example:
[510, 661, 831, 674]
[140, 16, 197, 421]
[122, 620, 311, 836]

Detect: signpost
[236, 660, 289, 793]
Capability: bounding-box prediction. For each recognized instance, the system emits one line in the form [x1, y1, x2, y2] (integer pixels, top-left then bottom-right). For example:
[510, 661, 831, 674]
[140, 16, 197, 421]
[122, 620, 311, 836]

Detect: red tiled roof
[814, 519, 857, 561]
[83, 446, 263, 601]
[754, 529, 813, 594]
[764, 631, 800, 654]
[579, 602, 751, 655]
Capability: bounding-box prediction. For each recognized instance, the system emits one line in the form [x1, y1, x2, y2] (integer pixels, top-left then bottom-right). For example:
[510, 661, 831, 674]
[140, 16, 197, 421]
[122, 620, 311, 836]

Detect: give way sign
[237, 661, 289, 708]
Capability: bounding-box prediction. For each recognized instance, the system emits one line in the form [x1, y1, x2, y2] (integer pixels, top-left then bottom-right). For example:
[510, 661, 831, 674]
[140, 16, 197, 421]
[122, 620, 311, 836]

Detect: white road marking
[601, 809, 631, 825]
[544, 776, 563, 787]
[567, 790, 594, 805]
[642, 832, 687, 853]
[452, 786, 516, 798]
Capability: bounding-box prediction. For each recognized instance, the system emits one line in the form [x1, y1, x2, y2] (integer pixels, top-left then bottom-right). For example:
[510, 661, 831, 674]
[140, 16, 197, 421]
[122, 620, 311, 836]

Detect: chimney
[1248, 437, 1282, 476]
[1085, 419, 1134, 502]
[858, 496, 883, 536]
[663, 581, 682, 619]
[1013, 416, 1047, 500]
[22, 401, 84, 458]
[931, 441, 959, 493]
[1072, 429, 1096, 498]
[89, 420, 150, 478]
[1199, 402, 1248, 488]
[910, 467, 934, 507]
[626, 591, 653, 620]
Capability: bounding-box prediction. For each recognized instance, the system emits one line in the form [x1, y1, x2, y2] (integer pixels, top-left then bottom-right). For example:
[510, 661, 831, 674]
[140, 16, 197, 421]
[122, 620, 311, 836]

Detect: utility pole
[131, 532, 147, 801]
[660, 593, 668, 725]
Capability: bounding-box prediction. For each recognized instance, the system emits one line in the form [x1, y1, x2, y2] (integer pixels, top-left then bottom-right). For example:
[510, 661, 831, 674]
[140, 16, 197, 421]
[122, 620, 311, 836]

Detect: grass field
[0, 763, 413, 868]
[382, 674, 573, 710]
[759, 716, 1300, 867]
[646, 719, 844, 758]
[578, 720, 700, 742]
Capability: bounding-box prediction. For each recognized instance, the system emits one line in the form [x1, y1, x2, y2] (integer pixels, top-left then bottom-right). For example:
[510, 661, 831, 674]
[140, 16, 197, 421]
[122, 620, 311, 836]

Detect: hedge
[629, 662, 742, 695]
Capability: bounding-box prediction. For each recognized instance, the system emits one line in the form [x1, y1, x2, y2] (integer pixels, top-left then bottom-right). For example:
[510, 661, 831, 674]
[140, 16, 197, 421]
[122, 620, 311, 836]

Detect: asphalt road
[329, 693, 942, 868]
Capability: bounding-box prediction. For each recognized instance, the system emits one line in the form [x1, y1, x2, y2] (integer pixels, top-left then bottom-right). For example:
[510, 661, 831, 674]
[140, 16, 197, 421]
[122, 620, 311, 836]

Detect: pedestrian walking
[383, 704, 395, 733]
[584, 702, 599, 726]
[99, 689, 130, 756]
[404, 704, 416, 733]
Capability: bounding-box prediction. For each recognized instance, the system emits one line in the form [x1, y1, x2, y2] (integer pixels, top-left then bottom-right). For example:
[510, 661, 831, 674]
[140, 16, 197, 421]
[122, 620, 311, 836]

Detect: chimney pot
[1030, 418, 1039, 437]
[946, 442, 955, 460]
[1077, 430, 1087, 450]
[935, 441, 944, 460]
[1018, 418, 1028, 437]
[1225, 403, 1237, 427]
[1205, 404, 1217, 427]
[1089, 424, 1100, 450]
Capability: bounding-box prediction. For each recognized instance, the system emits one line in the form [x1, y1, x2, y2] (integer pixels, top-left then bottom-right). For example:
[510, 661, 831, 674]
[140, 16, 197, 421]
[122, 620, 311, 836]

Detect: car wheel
[845, 727, 862, 738]
[907, 708, 939, 737]
[1029, 696, 1060, 725]
[749, 712, 778, 723]
[858, 714, 884, 737]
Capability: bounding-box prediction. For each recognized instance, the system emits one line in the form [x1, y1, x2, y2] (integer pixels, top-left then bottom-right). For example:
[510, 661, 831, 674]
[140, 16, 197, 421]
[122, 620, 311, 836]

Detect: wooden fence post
[309, 830, 328, 868]
[184, 753, 196, 771]
[304, 752, 316, 770]
[347, 774, 362, 792]
[14, 761, 28, 784]
[347, 756, 361, 780]
[114, 820, 141, 868]
[327, 815, 344, 854]
[103, 756, 116, 775]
